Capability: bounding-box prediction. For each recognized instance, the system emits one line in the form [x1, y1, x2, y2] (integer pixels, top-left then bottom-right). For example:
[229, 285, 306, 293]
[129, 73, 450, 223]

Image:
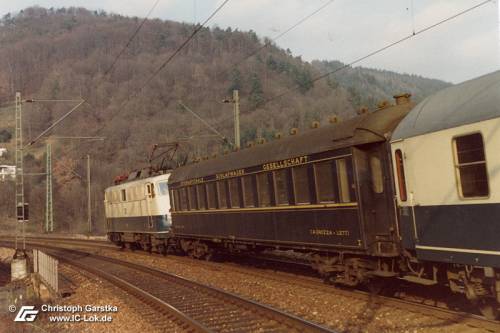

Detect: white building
[0, 165, 15, 181]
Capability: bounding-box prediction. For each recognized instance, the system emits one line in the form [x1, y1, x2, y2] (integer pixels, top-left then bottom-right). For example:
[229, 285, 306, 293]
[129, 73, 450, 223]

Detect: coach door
[392, 143, 419, 250]
[355, 145, 398, 255]
[145, 183, 155, 229]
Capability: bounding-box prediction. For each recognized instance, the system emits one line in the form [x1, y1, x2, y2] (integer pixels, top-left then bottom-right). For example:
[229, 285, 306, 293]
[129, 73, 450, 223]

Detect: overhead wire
[210, 0, 337, 126]
[23, 0, 161, 147]
[102, 0, 161, 78]
[216, 0, 335, 79]
[261, 0, 493, 107]
[90, 0, 232, 140]
[126, 0, 232, 105]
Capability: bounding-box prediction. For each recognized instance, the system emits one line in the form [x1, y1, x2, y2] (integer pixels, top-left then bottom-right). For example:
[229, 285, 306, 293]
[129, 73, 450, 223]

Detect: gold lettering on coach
[262, 155, 308, 171]
[180, 178, 204, 186]
[216, 169, 245, 180]
[310, 229, 350, 237]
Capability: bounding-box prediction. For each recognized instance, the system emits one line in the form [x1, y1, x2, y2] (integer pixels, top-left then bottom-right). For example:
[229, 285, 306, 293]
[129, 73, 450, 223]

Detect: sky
[1, 0, 499, 83]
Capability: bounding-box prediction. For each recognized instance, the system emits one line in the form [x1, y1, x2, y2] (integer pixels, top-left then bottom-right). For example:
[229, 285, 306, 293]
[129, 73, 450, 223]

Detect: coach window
[188, 186, 198, 210]
[121, 189, 127, 202]
[242, 175, 256, 207]
[274, 169, 290, 205]
[257, 172, 272, 207]
[170, 190, 179, 211]
[314, 160, 338, 202]
[206, 182, 217, 209]
[228, 178, 242, 208]
[196, 184, 207, 210]
[337, 159, 352, 203]
[217, 180, 229, 208]
[454, 133, 489, 198]
[292, 165, 311, 204]
[395, 149, 407, 201]
[180, 187, 188, 211]
[370, 155, 384, 194]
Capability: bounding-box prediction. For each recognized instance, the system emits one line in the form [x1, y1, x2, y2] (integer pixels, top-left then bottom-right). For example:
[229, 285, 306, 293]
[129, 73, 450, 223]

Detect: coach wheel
[204, 250, 215, 261]
[157, 244, 167, 256]
[366, 277, 386, 295]
[323, 273, 336, 285]
[190, 242, 210, 260]
[478, 299, 499, 320]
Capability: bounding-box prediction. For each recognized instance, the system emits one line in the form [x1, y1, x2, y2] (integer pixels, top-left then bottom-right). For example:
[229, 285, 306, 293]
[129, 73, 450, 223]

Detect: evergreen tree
[227, 68, 242, 94]
[292, 67, 313, 93]
[248, 73, 264, 109]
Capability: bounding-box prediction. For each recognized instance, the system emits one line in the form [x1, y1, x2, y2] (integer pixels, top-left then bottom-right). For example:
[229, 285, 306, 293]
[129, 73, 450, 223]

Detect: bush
[0, 129, 12, 143]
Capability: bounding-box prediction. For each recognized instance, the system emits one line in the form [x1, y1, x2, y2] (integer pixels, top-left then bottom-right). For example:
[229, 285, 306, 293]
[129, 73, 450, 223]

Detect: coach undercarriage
[109, 231, 500, 319]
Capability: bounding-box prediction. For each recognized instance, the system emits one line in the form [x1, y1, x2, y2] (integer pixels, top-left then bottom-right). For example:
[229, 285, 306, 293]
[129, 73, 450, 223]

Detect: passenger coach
[390, 70, 500, 315]
[168, 95, 414, 272]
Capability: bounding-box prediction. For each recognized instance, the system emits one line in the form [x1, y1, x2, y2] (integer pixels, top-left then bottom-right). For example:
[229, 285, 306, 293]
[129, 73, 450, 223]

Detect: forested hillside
[0, 7, 450, 233]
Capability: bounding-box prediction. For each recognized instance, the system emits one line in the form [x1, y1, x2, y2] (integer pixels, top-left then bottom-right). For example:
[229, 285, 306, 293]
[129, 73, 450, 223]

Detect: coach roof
[169, 102, 411, 184]
[392, 70, 500, 140]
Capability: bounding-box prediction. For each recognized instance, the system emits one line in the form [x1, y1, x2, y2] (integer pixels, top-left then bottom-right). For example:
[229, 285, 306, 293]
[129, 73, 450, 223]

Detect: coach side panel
[391, 117, 500, 267]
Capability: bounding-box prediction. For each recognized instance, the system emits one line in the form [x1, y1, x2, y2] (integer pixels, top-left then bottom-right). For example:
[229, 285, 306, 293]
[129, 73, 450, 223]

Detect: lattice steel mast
[14, 92, 26, 250]
[45, 143, 53, 232]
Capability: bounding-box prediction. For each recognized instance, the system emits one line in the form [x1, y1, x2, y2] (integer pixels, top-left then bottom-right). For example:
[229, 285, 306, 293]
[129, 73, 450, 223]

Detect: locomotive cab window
[453, 133, 489, 198]
[121, 189, 127, 202]
[146, 184, 155, 198]
[157, 181, 168, 196]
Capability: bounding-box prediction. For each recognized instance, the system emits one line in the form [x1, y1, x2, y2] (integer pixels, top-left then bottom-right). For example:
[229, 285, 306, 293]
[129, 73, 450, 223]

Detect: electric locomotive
[105, 171, 172, 253]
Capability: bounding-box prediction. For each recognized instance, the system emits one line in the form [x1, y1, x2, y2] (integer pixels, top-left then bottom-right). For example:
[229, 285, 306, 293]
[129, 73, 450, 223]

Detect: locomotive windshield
[157, 181, 169, 196]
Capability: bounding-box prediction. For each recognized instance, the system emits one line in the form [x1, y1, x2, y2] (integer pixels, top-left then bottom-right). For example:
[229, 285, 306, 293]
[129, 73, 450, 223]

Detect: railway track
[0, 235, 114, 250]
[3, 236, 500, 332]
[0, 240, 336, 333]
[162, 254, 500, 332]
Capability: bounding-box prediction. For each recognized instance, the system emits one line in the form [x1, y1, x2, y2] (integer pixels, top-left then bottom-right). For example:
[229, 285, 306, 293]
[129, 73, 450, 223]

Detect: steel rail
[7, 237, 500, 331]
[0, 240, 337, 333]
